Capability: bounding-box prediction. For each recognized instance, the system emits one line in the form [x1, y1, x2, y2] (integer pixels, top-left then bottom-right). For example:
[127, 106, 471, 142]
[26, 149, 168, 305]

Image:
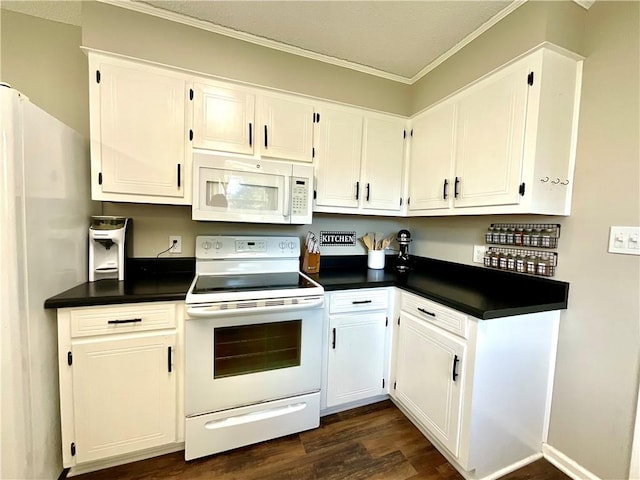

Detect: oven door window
[204, 169, 283, 214]
[213, 320, 302, 378]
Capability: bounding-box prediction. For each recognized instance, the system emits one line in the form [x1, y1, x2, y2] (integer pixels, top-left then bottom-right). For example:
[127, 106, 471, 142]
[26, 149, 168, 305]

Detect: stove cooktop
[191, 272, 318, 295]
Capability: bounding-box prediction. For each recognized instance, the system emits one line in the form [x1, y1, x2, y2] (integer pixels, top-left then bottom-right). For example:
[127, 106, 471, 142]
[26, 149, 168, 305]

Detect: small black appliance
[396, 229, 412, 272]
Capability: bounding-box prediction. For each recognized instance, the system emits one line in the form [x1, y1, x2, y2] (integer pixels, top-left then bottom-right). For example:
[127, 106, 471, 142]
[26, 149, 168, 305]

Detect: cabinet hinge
[382, 378, 385, 388]
[399, 197, 403, 207]
[189, 129, 193, 141]
[519, 182, 526, 196]
[98, 172, 102, 186]
[397, 316, 400, 325]
[316, 112, 320, 123]
[67, 351, 72, 366]
[96, 70, 101, 84]
[407, 197, 411, 206]
[189, 88, 194, 101]
[410, 129, 414, 137]
[393, 381, 397, 390]
[403, 130, 407, 139]
[312, 147, 315, 158]
[70, 442, 76, 456]
[527, 72, 534, 86]
[385, 317, 388, 327]
[313, 190, 317, 200]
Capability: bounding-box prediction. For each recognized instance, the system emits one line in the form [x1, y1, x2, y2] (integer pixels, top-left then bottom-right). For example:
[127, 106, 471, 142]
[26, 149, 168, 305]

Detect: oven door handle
[186, 297, 324, 318]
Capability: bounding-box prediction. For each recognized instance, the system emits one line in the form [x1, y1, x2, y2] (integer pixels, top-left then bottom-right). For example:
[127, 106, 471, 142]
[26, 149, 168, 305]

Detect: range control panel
[195, 236, 300, 259]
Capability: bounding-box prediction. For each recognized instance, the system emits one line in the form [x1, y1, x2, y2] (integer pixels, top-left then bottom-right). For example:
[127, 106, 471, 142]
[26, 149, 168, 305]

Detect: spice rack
[482, 223, 561, 277]
[485, 223, 560, 248]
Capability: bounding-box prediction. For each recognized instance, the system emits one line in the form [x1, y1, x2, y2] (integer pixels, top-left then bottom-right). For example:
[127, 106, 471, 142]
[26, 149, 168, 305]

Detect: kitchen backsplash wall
[103, 202, 408, 257]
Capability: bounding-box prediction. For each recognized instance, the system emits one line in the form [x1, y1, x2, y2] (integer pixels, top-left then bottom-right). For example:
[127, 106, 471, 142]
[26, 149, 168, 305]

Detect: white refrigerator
[0, 86, 97, 479]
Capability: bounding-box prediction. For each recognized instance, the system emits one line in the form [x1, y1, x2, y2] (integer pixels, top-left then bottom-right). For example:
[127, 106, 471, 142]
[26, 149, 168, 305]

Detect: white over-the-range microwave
[192, 151, 313, 224]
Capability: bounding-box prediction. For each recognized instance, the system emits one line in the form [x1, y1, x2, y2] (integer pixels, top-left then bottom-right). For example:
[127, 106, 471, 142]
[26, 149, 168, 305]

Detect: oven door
[192, 153, 292, 223]
[185, 302, 323, 416]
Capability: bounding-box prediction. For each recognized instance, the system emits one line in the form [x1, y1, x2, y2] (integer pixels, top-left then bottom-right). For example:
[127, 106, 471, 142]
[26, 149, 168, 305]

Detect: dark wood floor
[73, 401, 570, 480]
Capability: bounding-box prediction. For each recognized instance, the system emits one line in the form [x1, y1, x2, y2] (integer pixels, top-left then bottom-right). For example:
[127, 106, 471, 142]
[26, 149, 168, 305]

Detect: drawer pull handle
[107, 318, 143, 325]
[417, 308, 435, 317]
[332, 328, 336, 349]
[168, 346, 173, 373]
[352, 300, 372, 305]
[452, 354, 460, 382]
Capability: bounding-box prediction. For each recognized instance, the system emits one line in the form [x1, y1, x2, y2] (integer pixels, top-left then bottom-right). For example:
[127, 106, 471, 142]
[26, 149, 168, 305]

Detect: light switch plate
[608, 226, 640, 255]
[473, 245, 486, 263]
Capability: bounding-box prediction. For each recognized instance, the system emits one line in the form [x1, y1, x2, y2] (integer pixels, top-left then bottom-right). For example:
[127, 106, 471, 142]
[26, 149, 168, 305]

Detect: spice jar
[536, 258, 550, 276]
[526, 255, 538, 275]
[515, 254, 526, 273]
[523, 228, 533, 246]
[514, 227, 524, 246]
[485, 226, 495, 244]
[540, 229, 553, 248]
[498, 228, 507, 244]
[499, 253, 509, 270]
[484, 251, 493, 267]
[506, 253, 516, 271]
[491, 252, 501, 269]
[506, 228, 515, 245]
[530, 228, 541, 247]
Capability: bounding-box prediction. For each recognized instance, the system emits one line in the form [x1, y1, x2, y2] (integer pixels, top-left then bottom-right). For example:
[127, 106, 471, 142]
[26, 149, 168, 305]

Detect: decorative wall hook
[551, 178, 561, 184]
[561, 179, 570, 185]
[541, 176, 549, 182]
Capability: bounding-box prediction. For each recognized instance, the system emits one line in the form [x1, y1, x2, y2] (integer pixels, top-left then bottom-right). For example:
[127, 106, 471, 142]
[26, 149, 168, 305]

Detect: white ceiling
[4, 0, 591, 84]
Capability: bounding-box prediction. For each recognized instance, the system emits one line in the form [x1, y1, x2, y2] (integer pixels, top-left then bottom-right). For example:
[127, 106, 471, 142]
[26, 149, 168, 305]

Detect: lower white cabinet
[395, 312, 466, 456]
[57, 302, 184, 472]
[391, 291, 560, 478]
[323, 288, 393, 410]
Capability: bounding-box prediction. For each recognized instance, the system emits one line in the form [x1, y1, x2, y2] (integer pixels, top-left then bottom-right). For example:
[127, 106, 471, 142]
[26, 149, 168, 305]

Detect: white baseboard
[542, 443, 601, 480]
[476, 453, 543, 480]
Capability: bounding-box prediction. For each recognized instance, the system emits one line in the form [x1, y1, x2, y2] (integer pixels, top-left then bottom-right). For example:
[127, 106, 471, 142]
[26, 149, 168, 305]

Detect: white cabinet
[314, 105, 406, 215]
[192, 81, 255, 155]
[88, 53, 190, 204]
[57, 302, 183, 473]
[191, 82, 314, 162]
[258, 94, 314, 162]
[391, 290, 561, 478]
[323, 288, 392, 410]
[407, 101, 456, 211]
[407, 45, 582, 216]
[395, 312, 465, 456]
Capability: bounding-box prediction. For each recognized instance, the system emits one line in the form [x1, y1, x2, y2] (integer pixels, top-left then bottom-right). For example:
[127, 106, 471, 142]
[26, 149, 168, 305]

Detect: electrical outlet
[169, 235, 182, 254]
[473, 245, 486, 264]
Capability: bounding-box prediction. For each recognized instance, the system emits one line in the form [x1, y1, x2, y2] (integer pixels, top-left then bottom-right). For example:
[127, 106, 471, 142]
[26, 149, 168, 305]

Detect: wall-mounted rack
[485, 223, 561, 249]
[484, 247, 558, 277]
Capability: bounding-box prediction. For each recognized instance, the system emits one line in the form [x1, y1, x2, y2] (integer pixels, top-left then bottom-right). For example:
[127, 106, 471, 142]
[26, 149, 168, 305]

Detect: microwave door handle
[283, 178, 291, 218]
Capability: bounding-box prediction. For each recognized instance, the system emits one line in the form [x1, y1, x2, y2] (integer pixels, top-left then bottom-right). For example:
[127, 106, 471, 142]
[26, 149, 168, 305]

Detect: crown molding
[97, 0, 527, 86]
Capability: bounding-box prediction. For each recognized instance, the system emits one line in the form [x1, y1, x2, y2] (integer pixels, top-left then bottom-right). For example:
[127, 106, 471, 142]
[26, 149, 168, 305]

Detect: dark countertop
[45, 256, 569, 320]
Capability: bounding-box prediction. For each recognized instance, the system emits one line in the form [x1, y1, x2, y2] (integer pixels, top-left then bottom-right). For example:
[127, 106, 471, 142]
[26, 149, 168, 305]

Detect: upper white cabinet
[258, 94, 314, 162]
[407, 46, 582, 216]
[314, 104, 406, 215]
[89, 53, 190, 204]
[191, 82, 314, 162]
[192, 81, 255, 155]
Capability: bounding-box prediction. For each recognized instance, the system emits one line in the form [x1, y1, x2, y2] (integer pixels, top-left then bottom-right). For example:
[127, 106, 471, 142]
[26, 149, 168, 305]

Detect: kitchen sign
[319, 231, 357, 246]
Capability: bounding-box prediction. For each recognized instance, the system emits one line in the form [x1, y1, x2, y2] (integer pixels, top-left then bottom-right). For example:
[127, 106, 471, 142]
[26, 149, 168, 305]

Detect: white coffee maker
[89, 216, 132, 282]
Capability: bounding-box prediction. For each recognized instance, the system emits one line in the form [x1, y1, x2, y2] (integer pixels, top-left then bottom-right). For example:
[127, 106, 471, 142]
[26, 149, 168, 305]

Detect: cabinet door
[326, 312, 387, 407]
[361, 115, 406, 212]
[408, 102, 456, 211]
[314, 106, 363, 208]
[96, 61, 186, 198]
[395, 312, 465, 456]
[71, 333, 177, 463]
[453, 64, 529, 208]
[258, 95, 314, 162]
[192, 82, 255, 155]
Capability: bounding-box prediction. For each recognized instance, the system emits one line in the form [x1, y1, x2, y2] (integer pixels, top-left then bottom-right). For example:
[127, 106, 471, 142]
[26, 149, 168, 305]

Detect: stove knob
[279, 241, 286, 249]
[215, 241, 222, 250]
[288, 241, 296, 250]
[202, 241, 212, 250]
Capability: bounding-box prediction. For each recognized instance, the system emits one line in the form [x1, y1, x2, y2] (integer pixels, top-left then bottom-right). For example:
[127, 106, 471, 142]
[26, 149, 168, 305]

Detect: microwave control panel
[291, 178, 310, 216]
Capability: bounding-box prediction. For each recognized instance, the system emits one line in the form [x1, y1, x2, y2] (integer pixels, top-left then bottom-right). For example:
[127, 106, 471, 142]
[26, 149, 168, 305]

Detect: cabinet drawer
[329, 288, 389, 314]
[69, 302, 177, 338]
[400, 292, 468, 338]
